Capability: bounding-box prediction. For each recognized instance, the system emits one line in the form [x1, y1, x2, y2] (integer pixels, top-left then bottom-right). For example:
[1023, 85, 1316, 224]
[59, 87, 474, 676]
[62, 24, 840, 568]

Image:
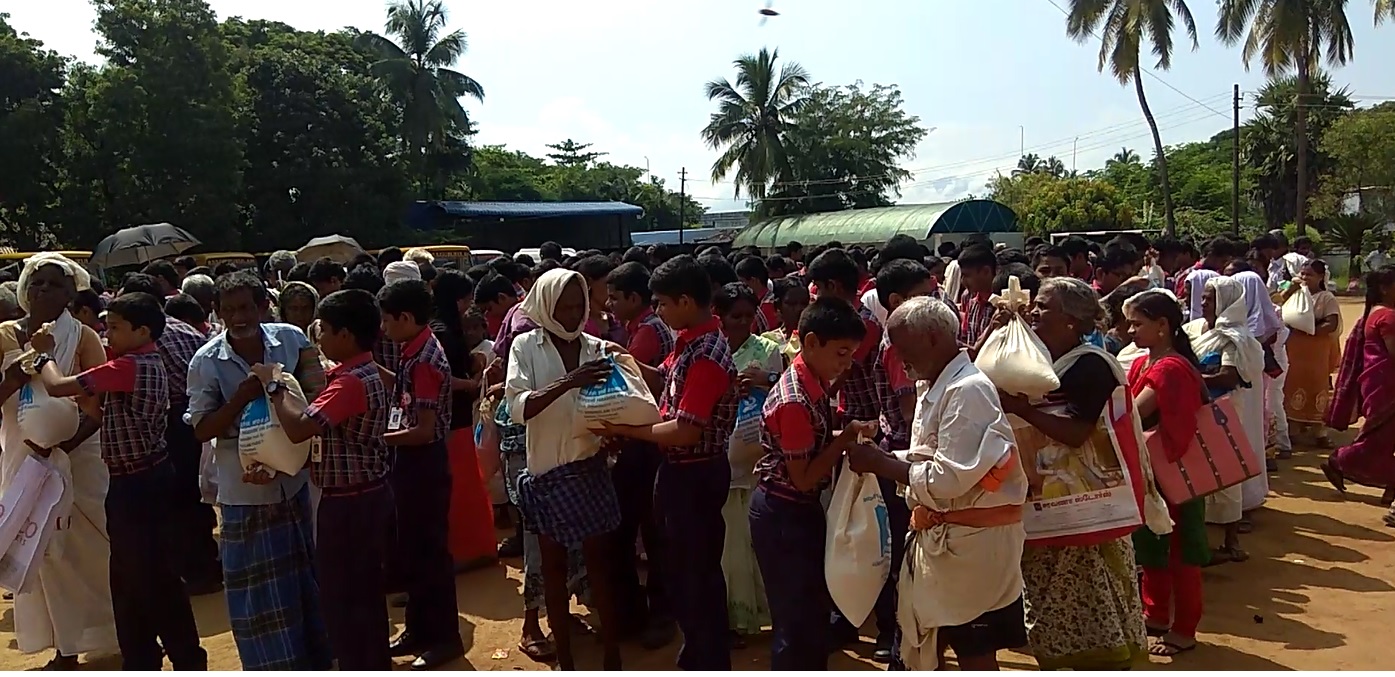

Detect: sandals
[1205, 547, 1250, 567]
[1149, 636, 1197, 656]
[518, 636, 556, 662]
[1382, 487, 1394, 508]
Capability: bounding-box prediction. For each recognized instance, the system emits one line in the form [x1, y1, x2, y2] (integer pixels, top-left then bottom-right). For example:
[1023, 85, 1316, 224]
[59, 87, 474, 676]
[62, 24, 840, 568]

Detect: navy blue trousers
[749, 486, 829, 671]
[390, 440, 461, 648]
[654, 457, 730, 670]
[317, 482, 394, 671]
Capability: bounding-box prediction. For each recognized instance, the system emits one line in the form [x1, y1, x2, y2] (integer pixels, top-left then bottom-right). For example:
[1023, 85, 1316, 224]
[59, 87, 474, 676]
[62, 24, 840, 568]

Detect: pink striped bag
[1146, 396, 1262, 504]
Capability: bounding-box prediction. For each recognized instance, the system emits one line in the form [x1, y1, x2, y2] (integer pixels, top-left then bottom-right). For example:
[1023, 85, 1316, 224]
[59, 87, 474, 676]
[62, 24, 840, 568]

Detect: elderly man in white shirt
[847, 296, 1027, 671]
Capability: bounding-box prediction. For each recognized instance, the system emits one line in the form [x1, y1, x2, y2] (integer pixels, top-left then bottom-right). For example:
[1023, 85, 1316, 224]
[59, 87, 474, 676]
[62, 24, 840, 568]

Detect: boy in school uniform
[259, 288, 393, 671]
[806, 249, 882, 427]
[601, 255, 737, 670]
[28, 292, 207, 671]
[377, 280, 466, 670]
[956, 245, 1000, 353]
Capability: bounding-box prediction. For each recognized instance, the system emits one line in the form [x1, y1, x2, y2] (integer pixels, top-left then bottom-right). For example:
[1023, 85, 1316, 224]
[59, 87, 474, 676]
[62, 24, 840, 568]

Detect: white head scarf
[1184, 269, 1218, 322]
[1192, 276, 1264, 386]
[1233, 270, 1281, 341]
[519, 268, 588, 342]
[17, 252, 91, 313]
[383, 260, 422, 285]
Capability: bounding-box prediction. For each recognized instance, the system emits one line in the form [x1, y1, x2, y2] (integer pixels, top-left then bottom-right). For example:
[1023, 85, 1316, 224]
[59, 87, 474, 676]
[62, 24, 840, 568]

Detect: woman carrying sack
[1282, 260, 1342, 448]
[0, 253, 117, 669]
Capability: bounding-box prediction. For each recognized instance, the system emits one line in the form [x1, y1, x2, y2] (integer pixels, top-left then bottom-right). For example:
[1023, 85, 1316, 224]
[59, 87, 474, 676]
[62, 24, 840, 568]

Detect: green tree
[701, 47, 810, 200]
[1067, 0, 1199, 236]
[545, 139, 606, 168]
[1013, 153, 1067, 178]
[1313, 106, 1395, 226]
[1242, 72, 1353, 230]
[0, 13, 67, 248]
[457, 145, 551, 201]
[987, 172, 1134, 235]
[1216, 0, 1360, 236]
[356, 0, 484, 187]
[760, 82, 928, 217]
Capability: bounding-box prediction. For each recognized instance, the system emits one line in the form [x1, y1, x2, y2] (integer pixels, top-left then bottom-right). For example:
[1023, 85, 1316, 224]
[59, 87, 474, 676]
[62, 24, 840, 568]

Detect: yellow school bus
[0, 250, 93, 267]
[195, 252, 258, 269]
[414, 244, 472, 268]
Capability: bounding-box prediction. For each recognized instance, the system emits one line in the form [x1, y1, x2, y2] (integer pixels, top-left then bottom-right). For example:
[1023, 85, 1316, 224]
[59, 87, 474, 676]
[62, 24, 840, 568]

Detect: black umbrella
[91, 223, 201, 268]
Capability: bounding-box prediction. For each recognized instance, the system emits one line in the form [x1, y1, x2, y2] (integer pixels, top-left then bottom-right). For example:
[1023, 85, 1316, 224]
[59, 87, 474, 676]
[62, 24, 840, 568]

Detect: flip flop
[1145, 624, 1170, 638]
[1149, 637, 1197, 656]
[517, 636, 556, 662]
[1383, 512, 1395, 529]
[1205, 546, 1250, 566]
[1321, 463, 1347, 495]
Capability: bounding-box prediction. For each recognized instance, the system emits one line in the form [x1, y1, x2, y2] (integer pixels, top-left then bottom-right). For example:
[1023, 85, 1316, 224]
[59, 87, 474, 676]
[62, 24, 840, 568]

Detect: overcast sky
[10, 0, 1395, 212]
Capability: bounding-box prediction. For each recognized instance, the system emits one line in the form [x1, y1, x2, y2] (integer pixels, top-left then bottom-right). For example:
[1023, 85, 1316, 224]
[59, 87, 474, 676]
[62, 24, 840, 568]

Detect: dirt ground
[3, 298, 1392, 671]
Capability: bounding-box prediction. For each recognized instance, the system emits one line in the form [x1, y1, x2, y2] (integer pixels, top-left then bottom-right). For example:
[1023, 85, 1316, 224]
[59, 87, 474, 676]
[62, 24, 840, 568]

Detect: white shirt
[895, 352, 1026, 670]
[505, 328, 604, 475]
[861, 287, 887, 326]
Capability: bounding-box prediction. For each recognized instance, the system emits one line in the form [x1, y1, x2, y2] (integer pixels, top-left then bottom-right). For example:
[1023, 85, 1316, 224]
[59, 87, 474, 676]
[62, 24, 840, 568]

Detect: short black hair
[993, 263, 1040, 298]
[186, 265, 213, 279]
[212, 261, 239, 278]
[770, 276, 806, 305]
[607, 261, 652, 303]
[417, 261, 437, 283]
[532, 260, 561, 278]
[307, 257, 346, 284]
[876, 259, 932, 309]
[108, 292, 166, 341]
[622, 246, 648, 266]
[120, 272, 163, 297]
[473, 273, 517, 306]
[215, 270, 269, 306]
[377, 279, 433, 325]
[786, 240, 804, 254]
[1097, 246, 1139, 275]
[734, 255, 768, 282]
[996, 248, 1030, 266]
[287, 262, 311, 283]
[766, 255, 791, 277]
[317, 289, 381, 351]
[377, 246, 404, 268]
[879, 234, 923, 268]
[540, 241, 563, 262]
[513, 252, 535, 267]
[798, 296, 867, 344]
[465, 264, 492, 282]
[1058, 236, 1091, 259]
[343, 263, 384, 294]
[1153, 235, 1191, 256]
[489, 258, 529, 284]
[142, 260, 180, 290]
[573, 254, 615, 282]
[956, 245, 998, 273]
[164, 293, 207, 326]
[650, 255, 713, 306]
[72, 289, 104, 317]
[173, 255, 197, 270]
[1032, 245, 1070, 268]
[714, 281, 759, 315]
[1293, 236, 1313, 250]
[697, 255, 739, 289]
[1203, 236, 1237, 259]
[349, 253, 376, 271]
[808, 248, 860, 291]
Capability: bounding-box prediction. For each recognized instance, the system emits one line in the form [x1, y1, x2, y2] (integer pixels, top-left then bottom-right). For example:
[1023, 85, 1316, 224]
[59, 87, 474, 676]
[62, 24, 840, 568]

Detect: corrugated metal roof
[732, 200, 1018, 250]
[431, 200, 643, 219]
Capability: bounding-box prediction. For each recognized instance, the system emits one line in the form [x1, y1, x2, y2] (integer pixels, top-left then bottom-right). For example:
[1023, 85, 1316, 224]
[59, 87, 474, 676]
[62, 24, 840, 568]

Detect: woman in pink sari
[1322, 266, 1395, 524]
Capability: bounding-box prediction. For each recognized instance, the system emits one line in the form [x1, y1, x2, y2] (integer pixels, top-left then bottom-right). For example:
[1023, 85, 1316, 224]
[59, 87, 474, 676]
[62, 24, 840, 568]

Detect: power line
[1040, 0, 1230, 120]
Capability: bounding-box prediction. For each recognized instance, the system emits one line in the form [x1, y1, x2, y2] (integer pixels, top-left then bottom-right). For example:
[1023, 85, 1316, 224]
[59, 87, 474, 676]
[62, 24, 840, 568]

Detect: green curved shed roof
[731, 199, 1019, 250]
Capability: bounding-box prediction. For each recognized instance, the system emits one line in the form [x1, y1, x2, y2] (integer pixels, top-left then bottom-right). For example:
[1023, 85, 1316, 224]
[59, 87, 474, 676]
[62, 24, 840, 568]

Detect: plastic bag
[975, 276, 1061, 398]
[578, 354, 661, 427]
[198, 443, 218, 505]
[0, 455, 66, 593]
[238, 368, 311, 475]
[825, 458, 892, 626]
[16, 381, 80, 450]
[727, 390, 768, 483]
[1281, 285, 1316, 334]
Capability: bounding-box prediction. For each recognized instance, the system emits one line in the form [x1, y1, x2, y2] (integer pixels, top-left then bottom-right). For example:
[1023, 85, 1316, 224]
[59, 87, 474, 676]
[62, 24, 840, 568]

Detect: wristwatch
[767, 371, 779, 384]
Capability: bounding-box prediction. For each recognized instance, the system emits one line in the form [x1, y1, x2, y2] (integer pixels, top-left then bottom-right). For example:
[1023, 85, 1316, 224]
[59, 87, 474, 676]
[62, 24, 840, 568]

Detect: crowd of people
[0, 229, 1391, 671]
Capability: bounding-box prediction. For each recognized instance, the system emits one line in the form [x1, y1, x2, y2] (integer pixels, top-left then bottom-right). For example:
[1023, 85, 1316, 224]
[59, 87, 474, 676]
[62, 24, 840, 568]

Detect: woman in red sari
[1322, 266, 1395, 524]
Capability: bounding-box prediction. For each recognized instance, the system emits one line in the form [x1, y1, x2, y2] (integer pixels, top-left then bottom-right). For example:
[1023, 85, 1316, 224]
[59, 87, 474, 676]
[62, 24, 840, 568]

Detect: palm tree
[356, 0, 484, 171]
[1014, 153, 1045, 176]
[701, 47, 810, 200]
[1110, 147, 1140, 165]
[1044, 155, 1068, 178]
[1067, 0, 1199, 236]
[1216, 0, 1356, 236]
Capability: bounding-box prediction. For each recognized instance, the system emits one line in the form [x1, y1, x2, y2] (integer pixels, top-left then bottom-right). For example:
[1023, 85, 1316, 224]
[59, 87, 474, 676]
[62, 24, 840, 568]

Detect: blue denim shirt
[185, 323, 312, 506]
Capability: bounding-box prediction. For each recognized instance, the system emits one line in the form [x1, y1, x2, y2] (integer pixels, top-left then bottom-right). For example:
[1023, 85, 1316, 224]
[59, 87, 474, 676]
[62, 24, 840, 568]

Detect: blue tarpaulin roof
[428, 201, 643, 219]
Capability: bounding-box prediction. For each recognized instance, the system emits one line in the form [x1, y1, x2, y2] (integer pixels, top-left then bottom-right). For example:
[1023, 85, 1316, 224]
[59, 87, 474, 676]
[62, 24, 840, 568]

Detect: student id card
[309, 437, 323, 463]
[387, 407, 404, 431]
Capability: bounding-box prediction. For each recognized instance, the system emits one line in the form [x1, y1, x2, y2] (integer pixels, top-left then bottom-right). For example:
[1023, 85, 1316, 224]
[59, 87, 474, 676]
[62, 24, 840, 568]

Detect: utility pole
[678, 167, 687, 245]
[1232, 84, 1241, 235]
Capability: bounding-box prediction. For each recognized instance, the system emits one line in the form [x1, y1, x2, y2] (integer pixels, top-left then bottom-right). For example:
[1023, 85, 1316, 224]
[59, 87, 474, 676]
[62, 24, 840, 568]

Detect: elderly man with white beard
[846, 296, 1028, 671]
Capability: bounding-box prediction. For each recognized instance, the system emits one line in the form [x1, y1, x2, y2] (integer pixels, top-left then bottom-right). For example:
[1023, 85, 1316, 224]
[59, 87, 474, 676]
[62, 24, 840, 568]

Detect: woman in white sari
[0, 253, 117, 668]
[1184, 276, 1266, 559]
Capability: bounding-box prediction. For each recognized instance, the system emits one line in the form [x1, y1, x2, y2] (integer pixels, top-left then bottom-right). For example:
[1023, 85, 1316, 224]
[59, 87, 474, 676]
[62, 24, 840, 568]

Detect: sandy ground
[3, 298, 1393, 671]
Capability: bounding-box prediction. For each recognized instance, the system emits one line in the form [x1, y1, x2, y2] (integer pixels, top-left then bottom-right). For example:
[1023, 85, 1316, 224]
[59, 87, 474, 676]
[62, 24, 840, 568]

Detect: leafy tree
[0, 13, 67, 248]
[356, 0, 483, 188]
[1067, 0, 1199, 236]
[1243, 72, 1353, 230]
[1110, 147, 1140, 165]
[759, 82, 928, 217]
[987, 172, 1134, 235]
[1313, 106, 1395, 226]
[1216, 0, 1361, 235]
[545, 139, 606, 168]
[701, 47, 810, 200]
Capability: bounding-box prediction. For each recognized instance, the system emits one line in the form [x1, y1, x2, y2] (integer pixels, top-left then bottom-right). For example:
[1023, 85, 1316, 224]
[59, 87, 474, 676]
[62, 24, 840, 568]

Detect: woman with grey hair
[264, 250, 298, 287]
[996, 276, 1149, 670]
[181, 273, 217, 316]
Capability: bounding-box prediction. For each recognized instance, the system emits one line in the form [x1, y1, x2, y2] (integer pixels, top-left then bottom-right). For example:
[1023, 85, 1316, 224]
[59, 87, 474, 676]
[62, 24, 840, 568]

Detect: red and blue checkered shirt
[873, 334, 916, 449]
[629, 309, 676, 368]
[836, 302, 882, 422]
[958, 292, 996, 346]
[77, 345, 169, 475]
[156, 316, 208, 411]
[305, 353, 391, 490]
[757, 356, 833, 502]
[395, 327, 454, 443]
[658, 318, 738, 463]
[373, 333, 402, 376]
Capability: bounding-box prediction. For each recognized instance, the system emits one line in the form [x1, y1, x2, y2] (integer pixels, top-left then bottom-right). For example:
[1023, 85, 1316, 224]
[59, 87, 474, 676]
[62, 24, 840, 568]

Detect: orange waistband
[911, 503, 1023, 530]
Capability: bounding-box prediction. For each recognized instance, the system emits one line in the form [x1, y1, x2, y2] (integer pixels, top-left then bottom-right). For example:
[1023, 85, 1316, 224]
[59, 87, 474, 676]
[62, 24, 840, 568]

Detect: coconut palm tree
[1110, 147, 1140, 165]
[1044, 155, 1068, 178]
[1216, 0, 1358, 236]
[701, 47, 810, 200]
[1066, 0, 1199, 236]
[1014, 153, 1045, 176]
[356, 0, 484, 169]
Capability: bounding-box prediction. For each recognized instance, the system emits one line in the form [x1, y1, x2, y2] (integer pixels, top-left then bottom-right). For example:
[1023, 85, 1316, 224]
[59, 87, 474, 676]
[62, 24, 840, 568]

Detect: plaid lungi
[221, 486, 333, 671]
[517, 453, 622, 548]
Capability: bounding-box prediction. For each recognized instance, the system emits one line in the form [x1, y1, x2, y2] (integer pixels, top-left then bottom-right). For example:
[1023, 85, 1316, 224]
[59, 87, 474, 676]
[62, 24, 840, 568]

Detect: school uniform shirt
[624, 307, 675, 369]
[76, 343, 169, 475]
[755, 288, 779, 335]
[657, 316, 738, 463]
[756, 355, 833, 502]
[584, 313, 628, 345]
[837, 302, 882, 422]
[304, 352, 390, 490]
[957, 291, 995, 347]
[896, 351, 1026, 670]
[504, 328, 607, 475]
[157, 316, 209, 414]
[873, 333, 916, 449]
[373, 333, 402, 376]
[396, 327, 454, 442]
